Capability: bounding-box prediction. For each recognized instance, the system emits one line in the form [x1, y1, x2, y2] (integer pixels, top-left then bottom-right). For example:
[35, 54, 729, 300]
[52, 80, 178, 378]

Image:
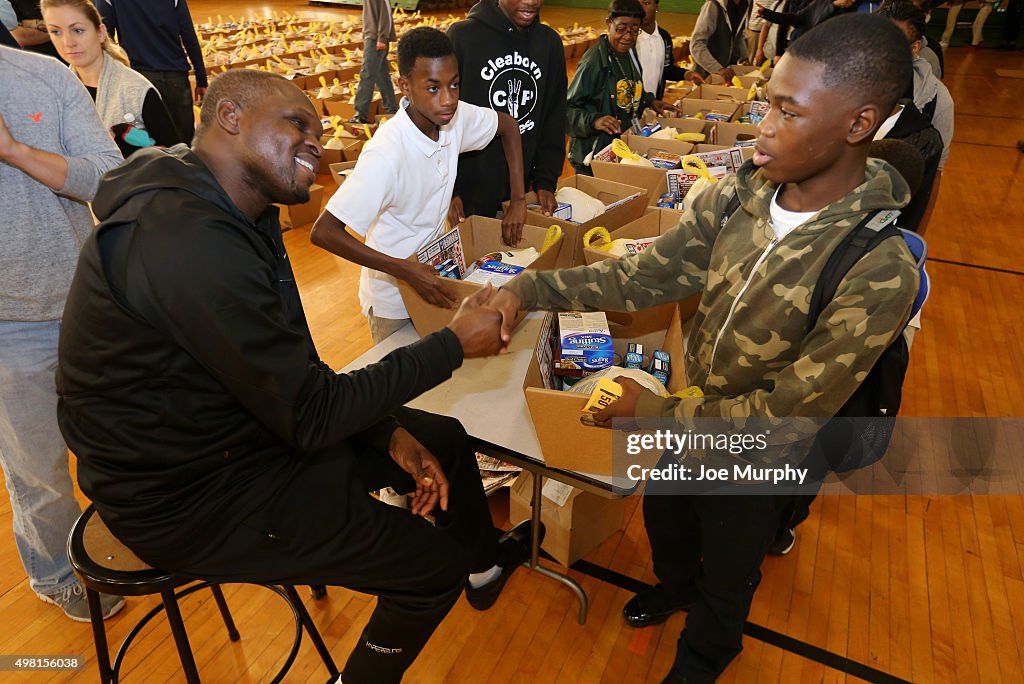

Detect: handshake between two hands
[445, 283, 523, 358]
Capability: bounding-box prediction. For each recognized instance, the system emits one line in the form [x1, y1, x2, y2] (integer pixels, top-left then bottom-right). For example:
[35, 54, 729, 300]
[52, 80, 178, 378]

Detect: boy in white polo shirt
[311, 27, 526, 343]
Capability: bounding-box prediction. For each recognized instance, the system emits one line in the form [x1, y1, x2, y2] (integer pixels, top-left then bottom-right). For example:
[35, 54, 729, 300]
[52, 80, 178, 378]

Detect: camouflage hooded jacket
[504, 159, 919, 423]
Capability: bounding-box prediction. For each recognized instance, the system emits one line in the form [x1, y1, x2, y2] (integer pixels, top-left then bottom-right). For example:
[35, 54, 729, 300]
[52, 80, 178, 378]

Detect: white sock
[468, 564, 501, 588]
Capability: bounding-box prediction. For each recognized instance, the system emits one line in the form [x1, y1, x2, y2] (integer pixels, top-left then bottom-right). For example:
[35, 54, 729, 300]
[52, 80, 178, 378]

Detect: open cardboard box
[319, 132, 363, 166]
[397, 216, 563, 336]
[582, 207, 683, 265]
[667, 98, 740, 122]
[683, 84, 748, 103]
[329, 160, 357, 187]
[277, 183, 324, 229]
[511, 175, 647, 268]
[509, 471, 625, 567]
[590, 135, 695, 206]
[732, 64, 773, 79]
[523, 301, 699, 475]
[708, 121, 759, 147]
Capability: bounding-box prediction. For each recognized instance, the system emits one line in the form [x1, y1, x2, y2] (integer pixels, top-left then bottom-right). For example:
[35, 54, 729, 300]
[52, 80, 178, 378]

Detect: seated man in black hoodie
[873, 97, 943, 233]
[56, 69, 532, 684]
[447, 0, 567, 220]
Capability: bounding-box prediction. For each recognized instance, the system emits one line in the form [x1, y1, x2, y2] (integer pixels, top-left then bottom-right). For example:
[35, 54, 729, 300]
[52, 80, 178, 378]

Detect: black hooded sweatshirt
[447, 0, 567, 218]
[56, 145, 465, 564]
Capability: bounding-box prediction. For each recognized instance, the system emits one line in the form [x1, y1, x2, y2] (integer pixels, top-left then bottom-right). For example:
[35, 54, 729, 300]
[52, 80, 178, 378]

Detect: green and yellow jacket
[566, 35, 654, 170]
[504, 159, 919, 423]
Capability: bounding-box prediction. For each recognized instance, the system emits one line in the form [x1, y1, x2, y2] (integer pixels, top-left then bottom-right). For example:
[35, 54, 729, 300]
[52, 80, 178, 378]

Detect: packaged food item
[649, 151, 683, 169]
[554, 312, 615, 376]
[581, 377, 623, 414]
[624, 342, 646, 369]
[555, 187, 606, 223]
[463, 260, 525, 286]
[527, 202, 573, 220]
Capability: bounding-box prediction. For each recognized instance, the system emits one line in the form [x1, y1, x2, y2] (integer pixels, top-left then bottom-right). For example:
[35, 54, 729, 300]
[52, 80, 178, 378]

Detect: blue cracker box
[557, 312, 615, 374]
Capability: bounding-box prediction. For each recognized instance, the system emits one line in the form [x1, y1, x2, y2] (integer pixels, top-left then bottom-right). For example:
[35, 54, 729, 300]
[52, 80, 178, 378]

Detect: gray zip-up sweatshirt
[0, 47, 123, 321]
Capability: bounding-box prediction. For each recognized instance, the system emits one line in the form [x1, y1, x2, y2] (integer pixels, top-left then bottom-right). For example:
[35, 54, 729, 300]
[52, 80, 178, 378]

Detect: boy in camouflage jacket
[491, 14, 919, 683]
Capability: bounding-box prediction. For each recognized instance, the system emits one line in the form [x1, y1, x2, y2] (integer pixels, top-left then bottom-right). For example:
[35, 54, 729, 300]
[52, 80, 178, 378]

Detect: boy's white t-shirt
[324, 97, 499, 319]
[769, 187, 816, 241]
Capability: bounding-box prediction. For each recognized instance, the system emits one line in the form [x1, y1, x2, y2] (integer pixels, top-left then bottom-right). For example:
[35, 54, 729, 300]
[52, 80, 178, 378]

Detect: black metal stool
[68, 504, 340, 683]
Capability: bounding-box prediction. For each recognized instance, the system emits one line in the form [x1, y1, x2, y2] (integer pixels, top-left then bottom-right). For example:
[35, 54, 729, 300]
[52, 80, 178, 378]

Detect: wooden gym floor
[2, 1, 1024, 682]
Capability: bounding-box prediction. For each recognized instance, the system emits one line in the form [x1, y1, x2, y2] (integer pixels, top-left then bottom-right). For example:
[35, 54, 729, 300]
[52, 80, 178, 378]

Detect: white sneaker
[37, 583, 125, 622]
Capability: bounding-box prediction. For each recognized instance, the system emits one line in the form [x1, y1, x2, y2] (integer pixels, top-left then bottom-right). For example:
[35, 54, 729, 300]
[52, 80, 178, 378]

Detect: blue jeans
[354, 39, 398, 121]
[0, 319, 80, 595]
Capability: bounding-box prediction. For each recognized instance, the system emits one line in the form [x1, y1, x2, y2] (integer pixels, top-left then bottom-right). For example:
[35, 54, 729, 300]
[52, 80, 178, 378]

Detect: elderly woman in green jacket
[567, 0, 687, 174]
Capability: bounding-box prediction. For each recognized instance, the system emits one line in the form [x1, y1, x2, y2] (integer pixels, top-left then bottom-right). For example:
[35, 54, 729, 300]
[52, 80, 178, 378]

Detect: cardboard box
[322, 96, 357, 120]
[329, 160, 356, 187]
[732, 64, 773, 79]
[708, 121, 759, 148]
[512, 175, 648, 268]
[508, 471, 626, 567]
[523, 302, 698, 474]
[583, 207, 683, 265]
[319, 133, 362, 166]
[277, 183, 323, 229]
[684, 84, 748, 103]
[590, 135, 695, 206]
[668, 98, 740, 122]
[396, 216, 563, 336]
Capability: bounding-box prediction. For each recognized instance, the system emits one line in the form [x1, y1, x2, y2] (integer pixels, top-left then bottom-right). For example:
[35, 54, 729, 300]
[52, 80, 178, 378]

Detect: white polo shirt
[637, 24, 664, 96]
[325, 98, 499, 319]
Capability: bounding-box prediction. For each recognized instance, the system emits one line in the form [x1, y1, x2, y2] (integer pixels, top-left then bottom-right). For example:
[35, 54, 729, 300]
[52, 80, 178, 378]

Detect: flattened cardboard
[396, 217, 564, 336]
[508, 471, 626, 567]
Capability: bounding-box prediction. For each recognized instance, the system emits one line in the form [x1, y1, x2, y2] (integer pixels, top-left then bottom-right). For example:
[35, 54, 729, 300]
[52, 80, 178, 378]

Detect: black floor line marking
[569, 560, 912, 684]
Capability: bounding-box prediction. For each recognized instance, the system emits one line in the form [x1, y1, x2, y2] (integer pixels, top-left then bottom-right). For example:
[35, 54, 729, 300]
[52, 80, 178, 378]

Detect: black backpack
[721, 196, 928, 472]
[805, 212, 926, 472]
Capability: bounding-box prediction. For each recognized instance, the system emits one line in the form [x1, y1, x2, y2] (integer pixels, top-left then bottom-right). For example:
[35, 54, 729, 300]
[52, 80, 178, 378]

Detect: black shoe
[768, 527, 796, 556]
[346, 115, 369, 124]
[661, 670, 693, 684]
[622, 583, 695, 628]
[464, 520, 544, 611]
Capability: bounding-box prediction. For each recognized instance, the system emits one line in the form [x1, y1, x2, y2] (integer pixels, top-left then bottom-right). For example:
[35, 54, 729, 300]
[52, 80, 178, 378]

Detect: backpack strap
[805, 210, 902, 335]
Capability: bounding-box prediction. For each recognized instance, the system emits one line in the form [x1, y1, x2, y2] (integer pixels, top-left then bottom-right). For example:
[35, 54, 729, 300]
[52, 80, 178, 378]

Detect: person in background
[311, 27, 527, 343]
[636, 0, 702, 100]
[745, 0, 769, 62]
[0, 43, 124, 623]
[940, 0, 995, 48]
[349, 0, 398, 124]
[42, 0, 180, 157]
[881, 1, 953, 170]
[689, 0, 750, 80]
[1004, 0, 1023, 49]
[10, 0, 62, 59]
[757, 0, 858, 51]
[566, 0, 679, 175]
[447, 0, 567, 220]
[0, 0, 18, 48]
[96, 0, 207, 142]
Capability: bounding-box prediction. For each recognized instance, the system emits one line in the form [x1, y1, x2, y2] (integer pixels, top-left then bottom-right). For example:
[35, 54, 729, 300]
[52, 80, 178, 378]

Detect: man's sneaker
[465, 520, 543, 611]
[37, 583, 125, 623]
[768, 527, 796, 556]
[346, 115, 370, 124]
